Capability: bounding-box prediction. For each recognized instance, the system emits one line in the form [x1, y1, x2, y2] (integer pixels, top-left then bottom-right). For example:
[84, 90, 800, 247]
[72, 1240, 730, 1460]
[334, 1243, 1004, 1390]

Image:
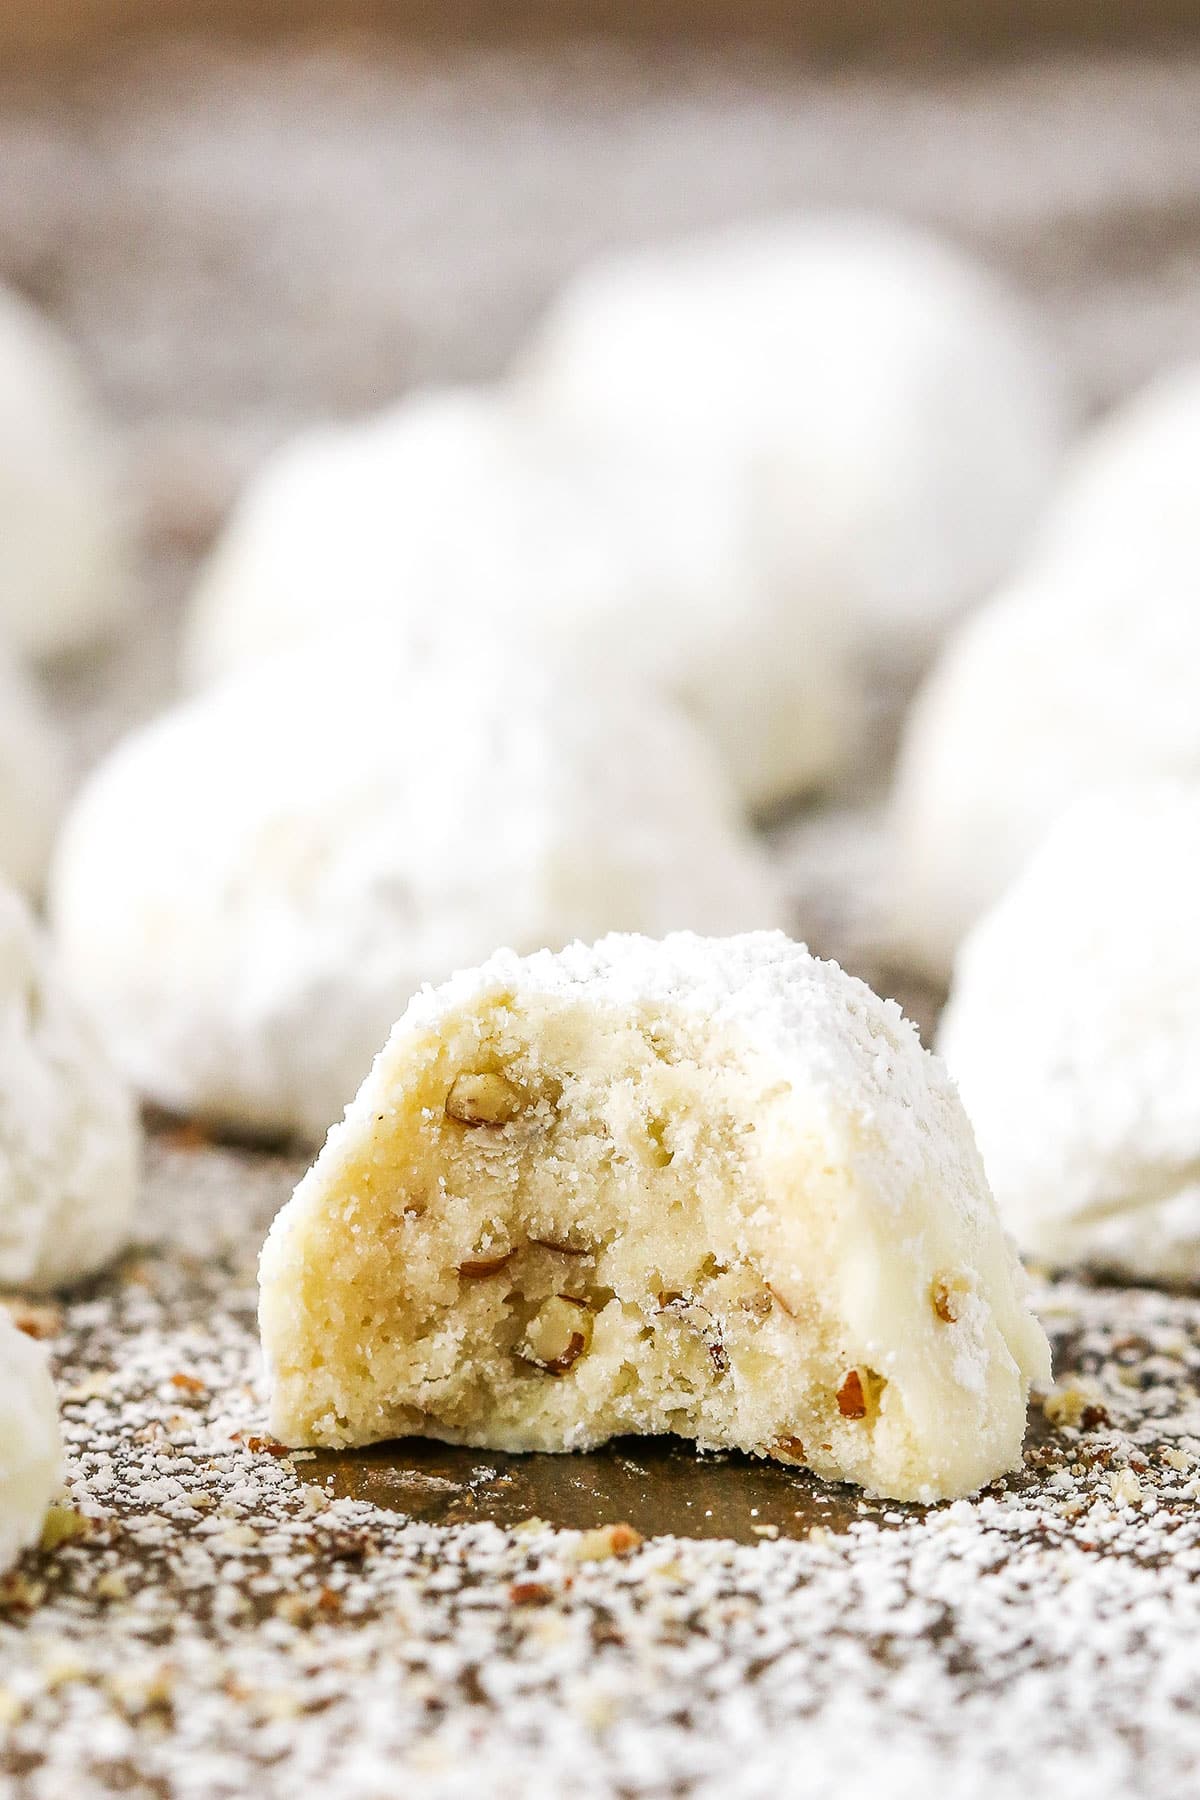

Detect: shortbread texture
[889, 574, 1200, 980]
[50, 637, 783, 1145]
[0, 646, 67, 897]
[0, 1311, 61, 1575]
[940, 785, 1200, 1283]
[0, 887, 141, 1291]
[184, 385, 855, 809]
[0, 283, 129, 659]
[1034, 364, 1200, 591]
[260, 931, 1049, 1503]
[518, 214, 1067, 642]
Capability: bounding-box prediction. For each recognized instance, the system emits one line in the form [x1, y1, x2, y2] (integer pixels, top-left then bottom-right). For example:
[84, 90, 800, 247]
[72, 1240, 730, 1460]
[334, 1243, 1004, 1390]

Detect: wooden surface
[2, 0, 1198, 61]
[5, 1134, 1198, 1797]
[2, 31, 1200, 1798]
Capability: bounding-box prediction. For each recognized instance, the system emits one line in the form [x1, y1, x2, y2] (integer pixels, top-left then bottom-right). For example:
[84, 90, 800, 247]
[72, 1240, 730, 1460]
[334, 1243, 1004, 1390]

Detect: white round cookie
[0, 1311, 61, 1574]
[0, 645, 67, 898]
[261, 930, 1050, 1503]
[183, 386, 857, 810]
[889, 574, 1200, 981]
[0, 283, 129, 659]
[939, 784, 1200, 1282]
[1033, 364, 1200, 589]
[518, 213, 1068, 642]
[50, 633, 785, 1145]
[0, 886, 140, 1291]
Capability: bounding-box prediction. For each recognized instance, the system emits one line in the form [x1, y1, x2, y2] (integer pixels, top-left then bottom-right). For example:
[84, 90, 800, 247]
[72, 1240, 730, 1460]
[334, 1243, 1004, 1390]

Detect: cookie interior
[262, 989, 899, 1480]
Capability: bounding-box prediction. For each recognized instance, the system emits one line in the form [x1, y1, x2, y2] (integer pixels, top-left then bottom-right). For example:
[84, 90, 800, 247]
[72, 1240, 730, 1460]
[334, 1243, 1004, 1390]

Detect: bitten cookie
[939, 783, 1200, 1283]
[0, 1312, 62, 1575]
[889, 575, 1200, 981]
[50, 635, 783, 1146]
[259, 931, 1049, 1503]
[0, 887, 140, 1291]
[183, 385, 857, 810]
[0, 283, 129, 659]
[519, 214, 1067, 644]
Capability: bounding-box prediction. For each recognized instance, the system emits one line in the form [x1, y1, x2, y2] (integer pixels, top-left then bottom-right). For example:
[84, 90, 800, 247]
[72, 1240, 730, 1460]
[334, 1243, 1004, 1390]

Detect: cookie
[889, 575, 1200, 980]
[0, 283, 129, 660]
[1035, 364, 1200, 592]
[518, 214, 1068, 645]
[259, 931, 1049, 1502]
[183, 386, 857, 810]
[0, 646, 66, 898]
[0, 1312, 62, 1575]
[940, 783, 1200, 1282]
[51, 635, 783, 1145]
[0, 887, 140, 1291]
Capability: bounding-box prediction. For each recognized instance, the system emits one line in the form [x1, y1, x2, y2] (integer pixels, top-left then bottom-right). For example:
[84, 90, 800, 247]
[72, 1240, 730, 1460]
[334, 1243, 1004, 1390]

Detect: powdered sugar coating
[889, 574, 1200, 980]
[0, 646, 67, 898]
[0, 887, 141, 1291]
[183, 386, 856, 809]
[395, 930, 1048, 1327]
[50, 638, 783, 1145]
[939, 783, 1200, 1281]
[266, 930, 1047, 1499]
[0, 284, 130, 660]
[1034, 363, 1200, 591]
[0, 1311, 61, 1575]
[518, 213, 1068, 642]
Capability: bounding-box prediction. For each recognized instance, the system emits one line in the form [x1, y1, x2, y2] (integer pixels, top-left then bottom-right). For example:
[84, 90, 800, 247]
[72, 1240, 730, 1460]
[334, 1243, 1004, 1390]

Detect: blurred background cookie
[517, 214, 1070, 657]
[0, 281, 130, 663]
[50, 630, 782, 1142]
[939, 782, 1200, 1283]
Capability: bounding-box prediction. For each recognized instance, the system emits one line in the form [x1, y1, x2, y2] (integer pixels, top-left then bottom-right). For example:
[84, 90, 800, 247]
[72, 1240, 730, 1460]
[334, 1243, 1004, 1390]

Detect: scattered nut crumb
[571, 1524, 643, 1562]
[509, 1581, 555, 1607]
[63, 1372, 113, 1403]
[0, 1572, 46, 1613]
[169, 1371, 207, 1395]
[39, 1505, 95, 1553]
[1109, 1468, 1145, 1510]
[1043, 1385, 1112, 1432]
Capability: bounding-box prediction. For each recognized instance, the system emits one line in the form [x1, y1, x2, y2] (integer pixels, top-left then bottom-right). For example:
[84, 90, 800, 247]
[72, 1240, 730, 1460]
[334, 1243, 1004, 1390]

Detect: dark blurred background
[3, 0, 1199, 979]
[4, 2, 1199, 484]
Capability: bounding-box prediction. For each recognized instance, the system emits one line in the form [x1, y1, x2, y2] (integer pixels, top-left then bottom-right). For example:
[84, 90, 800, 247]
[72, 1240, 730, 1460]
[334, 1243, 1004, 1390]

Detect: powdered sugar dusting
[0, 887, 140, 1293]
[940, 781, 1200, 1283]
[7, 1130, 1200, 1794]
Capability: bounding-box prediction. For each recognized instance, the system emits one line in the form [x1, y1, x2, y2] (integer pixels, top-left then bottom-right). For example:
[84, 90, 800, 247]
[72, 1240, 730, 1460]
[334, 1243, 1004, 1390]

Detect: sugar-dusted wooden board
[3, 1133, 1198, 1796]
[2, 31, 1200, 1797]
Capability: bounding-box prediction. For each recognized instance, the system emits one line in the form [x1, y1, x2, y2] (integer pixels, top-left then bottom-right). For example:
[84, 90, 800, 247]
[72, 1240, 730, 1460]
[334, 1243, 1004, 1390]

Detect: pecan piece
[457, 1249, 516, 1278]
[445, 1072, 524, 1127]
[521, 1295, 594, 1375]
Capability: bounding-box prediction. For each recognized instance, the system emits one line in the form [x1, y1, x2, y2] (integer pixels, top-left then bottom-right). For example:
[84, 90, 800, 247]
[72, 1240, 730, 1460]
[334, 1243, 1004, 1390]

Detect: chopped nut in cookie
[446, 1071, 526, 1127]
[521, 1296, 594, 1375]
